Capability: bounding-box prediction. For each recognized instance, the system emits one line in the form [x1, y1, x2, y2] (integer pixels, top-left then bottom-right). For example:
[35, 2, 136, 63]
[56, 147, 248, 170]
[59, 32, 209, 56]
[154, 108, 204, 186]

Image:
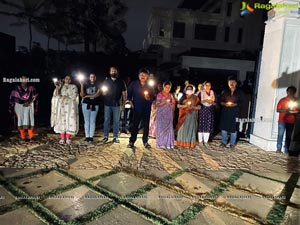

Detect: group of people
[8, 69, 299, 153]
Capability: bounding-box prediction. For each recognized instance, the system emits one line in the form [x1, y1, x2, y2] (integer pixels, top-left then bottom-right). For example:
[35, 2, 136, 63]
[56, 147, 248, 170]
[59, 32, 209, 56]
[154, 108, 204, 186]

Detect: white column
[250, 0, 300, 151]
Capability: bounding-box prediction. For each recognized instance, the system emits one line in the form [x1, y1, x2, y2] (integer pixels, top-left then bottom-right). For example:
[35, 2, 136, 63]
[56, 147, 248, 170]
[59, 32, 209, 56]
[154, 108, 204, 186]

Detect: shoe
[144, 143, 151, 149]
[113, 138, 120, 143]
[66, 139, 71, 145]
[276, 150, 282, 154]
[102, 137, 109, 143]
[89, 137, 94, 142]
[59, 139, 65, 144]
[84, 137, 89, 142]
[219, 143, 226, 148]
[127, 142, 134, 148]
[229, 145, 235, 150]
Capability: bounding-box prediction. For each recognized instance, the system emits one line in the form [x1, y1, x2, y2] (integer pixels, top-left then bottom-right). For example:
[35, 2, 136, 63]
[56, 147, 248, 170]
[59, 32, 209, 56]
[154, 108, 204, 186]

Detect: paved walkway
[0, 129, 299, 224]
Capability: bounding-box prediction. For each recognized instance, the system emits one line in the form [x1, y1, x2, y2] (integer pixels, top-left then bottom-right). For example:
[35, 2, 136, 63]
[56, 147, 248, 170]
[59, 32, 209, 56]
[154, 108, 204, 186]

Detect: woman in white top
[51, 75, 79, 144]
[197, 82, 215, 145]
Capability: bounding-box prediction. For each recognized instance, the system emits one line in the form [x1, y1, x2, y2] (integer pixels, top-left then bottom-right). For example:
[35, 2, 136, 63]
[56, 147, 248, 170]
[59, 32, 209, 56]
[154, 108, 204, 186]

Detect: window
[224, 27, 230, 42]
[227, 2, 232, 17]
[159, 20, 165, 37]
[237, 28, 243, 43]
[173, 22, 185, 38]
[194, 24, 217, 41]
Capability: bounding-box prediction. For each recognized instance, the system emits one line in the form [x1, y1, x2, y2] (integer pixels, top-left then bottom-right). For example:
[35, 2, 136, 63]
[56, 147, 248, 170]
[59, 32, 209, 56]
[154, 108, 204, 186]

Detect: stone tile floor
[0, 130, 299, 224]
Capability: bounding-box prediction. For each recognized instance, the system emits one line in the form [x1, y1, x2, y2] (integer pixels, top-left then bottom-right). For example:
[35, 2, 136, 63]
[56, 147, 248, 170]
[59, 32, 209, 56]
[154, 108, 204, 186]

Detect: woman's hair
[185, 84, 195, 92]
[163, 81, 172, 87]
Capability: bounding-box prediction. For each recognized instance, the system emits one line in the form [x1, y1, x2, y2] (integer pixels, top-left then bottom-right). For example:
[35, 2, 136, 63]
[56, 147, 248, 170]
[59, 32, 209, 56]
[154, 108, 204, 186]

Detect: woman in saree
[156, 81, 175, 149]
[176, 84, 201, 148]
[51, 75, 79, 144]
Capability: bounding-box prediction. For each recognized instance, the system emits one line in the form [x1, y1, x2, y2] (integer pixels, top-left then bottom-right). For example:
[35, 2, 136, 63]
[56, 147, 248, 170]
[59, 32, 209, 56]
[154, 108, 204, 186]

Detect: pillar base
[250, 134, 277, 152]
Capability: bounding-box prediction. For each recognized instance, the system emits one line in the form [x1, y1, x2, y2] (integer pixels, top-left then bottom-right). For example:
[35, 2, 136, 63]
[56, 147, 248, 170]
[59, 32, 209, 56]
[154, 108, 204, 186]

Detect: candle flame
[101, 85, 108, 92]
[288, 101, 297, 109]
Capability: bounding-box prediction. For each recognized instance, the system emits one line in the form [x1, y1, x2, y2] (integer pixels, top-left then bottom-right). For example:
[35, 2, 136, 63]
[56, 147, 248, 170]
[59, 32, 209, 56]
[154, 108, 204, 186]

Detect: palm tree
[0, 0, 48, 51]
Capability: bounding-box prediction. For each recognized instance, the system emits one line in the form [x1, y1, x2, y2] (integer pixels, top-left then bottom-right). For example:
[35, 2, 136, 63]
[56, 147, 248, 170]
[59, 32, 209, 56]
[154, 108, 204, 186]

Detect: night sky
[0, 0, 180, 51]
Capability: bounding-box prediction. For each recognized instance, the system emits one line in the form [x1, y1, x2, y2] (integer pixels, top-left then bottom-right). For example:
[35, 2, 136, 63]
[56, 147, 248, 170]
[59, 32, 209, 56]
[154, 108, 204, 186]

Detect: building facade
[143, 0, 267, 82]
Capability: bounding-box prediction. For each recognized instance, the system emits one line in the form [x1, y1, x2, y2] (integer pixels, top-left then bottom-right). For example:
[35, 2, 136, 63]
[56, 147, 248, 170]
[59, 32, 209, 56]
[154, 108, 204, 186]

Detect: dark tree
[0, 0, 49, 51]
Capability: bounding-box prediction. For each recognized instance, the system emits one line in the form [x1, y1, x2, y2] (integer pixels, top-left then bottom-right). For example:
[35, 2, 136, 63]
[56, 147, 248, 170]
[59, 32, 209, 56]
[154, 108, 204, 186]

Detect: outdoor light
[101, 85, 108, 93]
[52, 78, 58, 83]
[144, 91, 149, 96]
[288, 101, 297, 110]
[148, 79, 155, 87]
[76, 73, 85, 81]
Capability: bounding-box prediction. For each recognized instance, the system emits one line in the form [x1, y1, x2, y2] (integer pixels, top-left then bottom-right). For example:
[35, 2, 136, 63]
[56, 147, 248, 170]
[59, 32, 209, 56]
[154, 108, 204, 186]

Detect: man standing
[79, 73, 100, 143]
[127, 68, 154, 149]
[276, 86, 298, 154]
[87, 67, 126, 143]
[219, 76, 245, 149]
[9, 76, 38, 142]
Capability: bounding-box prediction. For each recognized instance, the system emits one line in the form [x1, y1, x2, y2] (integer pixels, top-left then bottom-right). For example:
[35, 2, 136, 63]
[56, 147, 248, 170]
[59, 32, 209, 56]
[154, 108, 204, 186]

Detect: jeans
[129, 109, 151, 144]
[104, 105, 120, 138]
[277, 122, 294, 152]
[221, 130, 237, 146]
[82, 103, 99, 138]
[119, 108, 131, 132]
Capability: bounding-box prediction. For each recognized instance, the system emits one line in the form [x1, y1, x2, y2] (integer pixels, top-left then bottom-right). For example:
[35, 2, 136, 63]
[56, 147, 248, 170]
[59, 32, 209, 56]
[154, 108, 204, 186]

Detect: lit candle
[187, 101, 192, 106]
[166, 99, 170, 102]
[101, 85, 108, 93]
[288, 101, 297, 110]
[144, 91, 149, 96]
[226, 101, 233, 106]
[207, 97, 211, 100]
[148, 79, 155, 87]
[52, 78, 58, 83]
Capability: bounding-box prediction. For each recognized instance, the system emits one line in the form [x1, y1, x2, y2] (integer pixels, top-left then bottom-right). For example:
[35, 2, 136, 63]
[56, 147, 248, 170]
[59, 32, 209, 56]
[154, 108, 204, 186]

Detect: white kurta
[51, 84, 79, 135]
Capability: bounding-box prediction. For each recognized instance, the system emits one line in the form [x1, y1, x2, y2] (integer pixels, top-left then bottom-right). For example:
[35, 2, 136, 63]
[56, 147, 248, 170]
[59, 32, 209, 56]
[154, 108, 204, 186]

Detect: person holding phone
[51, 75, 79, 144]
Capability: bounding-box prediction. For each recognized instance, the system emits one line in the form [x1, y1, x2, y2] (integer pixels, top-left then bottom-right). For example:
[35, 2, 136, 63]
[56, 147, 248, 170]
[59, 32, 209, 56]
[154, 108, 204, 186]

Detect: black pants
[129, 109, 151, 144]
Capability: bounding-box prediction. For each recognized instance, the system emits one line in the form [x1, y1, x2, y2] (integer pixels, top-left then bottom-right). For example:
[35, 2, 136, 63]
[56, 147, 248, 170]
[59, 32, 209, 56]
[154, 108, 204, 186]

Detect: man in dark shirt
[219, 76, 246, 149]
[127, 68, 154, 149]
[86, 67, 127, 143]
[79, 73, 100, 143]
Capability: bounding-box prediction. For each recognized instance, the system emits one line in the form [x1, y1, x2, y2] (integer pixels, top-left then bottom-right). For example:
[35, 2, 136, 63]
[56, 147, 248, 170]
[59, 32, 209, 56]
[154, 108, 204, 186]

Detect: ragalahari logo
[240, 1, 255, 16]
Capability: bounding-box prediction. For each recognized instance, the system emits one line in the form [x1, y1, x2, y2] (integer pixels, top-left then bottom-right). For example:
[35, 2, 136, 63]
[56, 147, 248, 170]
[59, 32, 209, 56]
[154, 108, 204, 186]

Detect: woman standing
[51, 75, 79, 144]
[156, 82, 175, 149]
[9, 76, 38, 141]
[198, 82, 215, 145]
[176, 85, 201, 148]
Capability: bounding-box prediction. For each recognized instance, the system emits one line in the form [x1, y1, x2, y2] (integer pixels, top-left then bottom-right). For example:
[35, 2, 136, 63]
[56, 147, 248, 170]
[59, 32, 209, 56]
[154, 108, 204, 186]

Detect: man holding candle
[276, 86, 298, 154]
[127, 68, 154, 149]
[86, 67, 126, 143]
[219, 76, 246, 149]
